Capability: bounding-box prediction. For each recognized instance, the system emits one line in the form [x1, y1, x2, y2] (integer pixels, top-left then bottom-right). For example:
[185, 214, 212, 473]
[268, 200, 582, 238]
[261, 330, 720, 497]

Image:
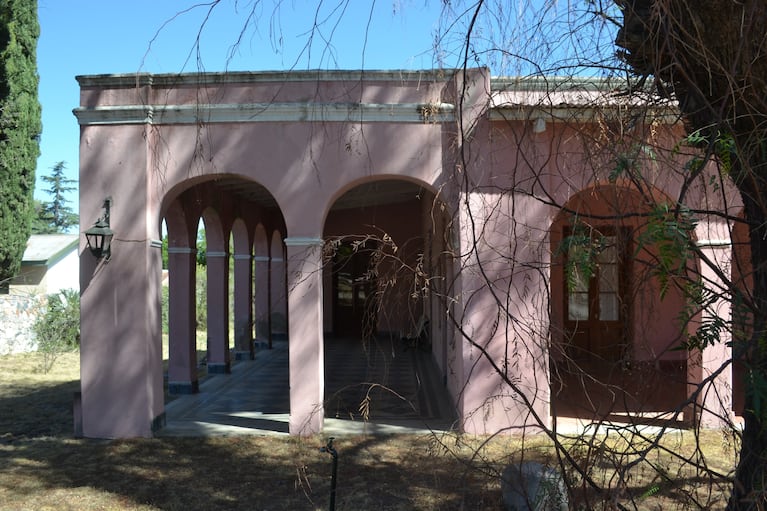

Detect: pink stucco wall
[77, 68, 737, 438]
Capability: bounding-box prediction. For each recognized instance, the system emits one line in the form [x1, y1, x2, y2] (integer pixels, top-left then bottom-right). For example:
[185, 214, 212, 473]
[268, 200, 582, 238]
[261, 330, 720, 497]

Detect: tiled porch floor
[159, 336, 457, 437]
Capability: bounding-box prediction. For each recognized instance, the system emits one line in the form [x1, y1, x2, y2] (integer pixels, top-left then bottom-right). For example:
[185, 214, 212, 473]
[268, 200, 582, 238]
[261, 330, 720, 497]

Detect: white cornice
[73, 102, 456, 126]
[488, 105, 680, 124]
[75, 69, 461, 88]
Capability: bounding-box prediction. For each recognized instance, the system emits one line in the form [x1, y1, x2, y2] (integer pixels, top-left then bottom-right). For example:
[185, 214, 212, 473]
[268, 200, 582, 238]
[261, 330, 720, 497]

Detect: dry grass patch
[0, 351, 79, 439]
[0, 349, 738, 510]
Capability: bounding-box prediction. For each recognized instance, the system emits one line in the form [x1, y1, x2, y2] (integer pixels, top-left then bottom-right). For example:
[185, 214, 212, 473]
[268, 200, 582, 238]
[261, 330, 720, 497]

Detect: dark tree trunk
[614, 1, 767, 508]
[732, 175, 767, 509]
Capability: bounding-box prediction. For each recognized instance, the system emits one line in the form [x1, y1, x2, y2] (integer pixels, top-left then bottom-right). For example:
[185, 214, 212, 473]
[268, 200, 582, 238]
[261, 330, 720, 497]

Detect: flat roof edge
[75, 69, 467, 88]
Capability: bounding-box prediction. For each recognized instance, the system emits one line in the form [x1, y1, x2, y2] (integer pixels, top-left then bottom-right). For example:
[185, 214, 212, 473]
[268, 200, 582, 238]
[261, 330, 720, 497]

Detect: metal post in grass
[320, 437, 338, 511]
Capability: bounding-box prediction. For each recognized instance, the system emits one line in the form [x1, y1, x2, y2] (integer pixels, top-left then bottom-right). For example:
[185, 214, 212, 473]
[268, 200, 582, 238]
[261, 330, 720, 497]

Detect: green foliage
[161, 284, 169, 334]
[636, 203, 697, 299]
[196, 229, 207, 266]
[673, 281, 726, 352]
[558, 223, 604, 293]
[196, 263, 207, 327]
[161, 235, 169, 269]
[33, 161, 78, 233]
[680, 129, 736, 177]
[29, 198, 55, 234]
[745, 365, 767, 419]
[609, 144, 656, 182]
[32, 289, 80, 373]
[0, 0, 41, 292]
[714, 132, 736, 175]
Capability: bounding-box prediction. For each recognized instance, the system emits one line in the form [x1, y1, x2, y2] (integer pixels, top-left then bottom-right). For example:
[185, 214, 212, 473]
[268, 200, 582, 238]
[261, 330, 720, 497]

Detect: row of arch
[158, 174, 454, 421]
[163, 180, 288, 392]
[158, 173, 743, 427]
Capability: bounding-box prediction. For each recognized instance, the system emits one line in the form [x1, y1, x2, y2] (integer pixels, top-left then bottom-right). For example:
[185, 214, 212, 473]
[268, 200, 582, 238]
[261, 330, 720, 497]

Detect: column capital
[284, 237, 323, 247]
[167, 247, 196, 254]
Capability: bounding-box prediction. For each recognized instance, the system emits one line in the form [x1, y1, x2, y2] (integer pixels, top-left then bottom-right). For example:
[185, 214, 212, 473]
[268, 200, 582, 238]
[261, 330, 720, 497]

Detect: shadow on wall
[271, 313, 287, 337]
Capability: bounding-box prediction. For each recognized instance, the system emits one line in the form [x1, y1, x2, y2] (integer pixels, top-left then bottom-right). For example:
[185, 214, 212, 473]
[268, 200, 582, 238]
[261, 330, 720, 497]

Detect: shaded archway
[549, 184, 691, 420]
[321, 178, 456, 425]
[161, 176, 287, 404]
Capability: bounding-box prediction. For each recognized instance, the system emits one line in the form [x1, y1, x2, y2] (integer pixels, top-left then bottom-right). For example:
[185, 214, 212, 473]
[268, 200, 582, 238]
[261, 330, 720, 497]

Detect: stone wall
[0, 294, 44, 354]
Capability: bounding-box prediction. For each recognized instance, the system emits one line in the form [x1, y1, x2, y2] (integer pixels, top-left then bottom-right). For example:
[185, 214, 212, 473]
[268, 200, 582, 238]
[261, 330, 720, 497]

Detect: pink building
[75, 68, 738, 438]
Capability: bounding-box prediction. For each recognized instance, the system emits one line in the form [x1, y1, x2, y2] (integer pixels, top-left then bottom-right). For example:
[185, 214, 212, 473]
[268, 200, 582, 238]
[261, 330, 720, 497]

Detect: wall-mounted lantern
[84, 197, 114, 260]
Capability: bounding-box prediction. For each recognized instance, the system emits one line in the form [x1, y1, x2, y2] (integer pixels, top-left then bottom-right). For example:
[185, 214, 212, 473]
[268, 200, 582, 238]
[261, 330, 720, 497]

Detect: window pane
[337, 273, 353, 307]
[599, 236, 617, 262]
[568, 292, 589, 320]
[599, 292, 619, 321]
[572, 267, 589, 292]
[599, 264, 618, 292]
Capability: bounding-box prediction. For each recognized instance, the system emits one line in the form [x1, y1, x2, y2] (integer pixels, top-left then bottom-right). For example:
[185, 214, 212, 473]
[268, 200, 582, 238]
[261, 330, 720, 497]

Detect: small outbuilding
[11, 234, 79, 295]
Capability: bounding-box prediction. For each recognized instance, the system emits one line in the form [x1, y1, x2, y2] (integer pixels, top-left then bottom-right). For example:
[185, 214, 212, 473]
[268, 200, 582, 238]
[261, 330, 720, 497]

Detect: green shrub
[161, 285, 169, 334]
[159, 267, 205, 334]
[32, 289, 80, 373]
[196, 264, 207, 328]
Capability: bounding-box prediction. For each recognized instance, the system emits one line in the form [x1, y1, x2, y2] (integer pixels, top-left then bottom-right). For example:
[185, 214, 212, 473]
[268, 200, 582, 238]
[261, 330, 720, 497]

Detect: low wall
[0, 294, 44, 354]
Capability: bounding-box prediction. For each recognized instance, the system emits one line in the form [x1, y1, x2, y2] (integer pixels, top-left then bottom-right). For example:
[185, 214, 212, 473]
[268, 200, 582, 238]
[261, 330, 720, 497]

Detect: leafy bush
[159, 266, 206, 334]
[196, 264, 207, 328]
[32, 289, 80, 373]
[161, 285, 169, 334]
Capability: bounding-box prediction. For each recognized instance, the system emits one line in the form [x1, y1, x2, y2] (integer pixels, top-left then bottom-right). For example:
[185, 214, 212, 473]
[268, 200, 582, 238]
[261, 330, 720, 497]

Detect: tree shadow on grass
[0, 379, 80, 438]
[0, 434, 506, 510]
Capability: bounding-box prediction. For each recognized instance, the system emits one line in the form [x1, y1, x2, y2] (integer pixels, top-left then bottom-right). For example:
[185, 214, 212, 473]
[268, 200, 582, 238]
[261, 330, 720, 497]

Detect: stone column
[80, 236, 164, 438]
[254, 254, 271, 348]
[285, 237, 324, 435]
[686, 238, 733, 427]
[233, 253, 254, 360]
[79, 141, 164, 438]
[167, 247, 199, 393]
[206, 250, 230, 373]
[270, 245, 288, 339]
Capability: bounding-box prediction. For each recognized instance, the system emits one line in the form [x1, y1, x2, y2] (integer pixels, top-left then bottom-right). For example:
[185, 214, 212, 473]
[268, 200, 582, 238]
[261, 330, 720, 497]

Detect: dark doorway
[564, 227, 630, 362]
[333, 241, 378, 337]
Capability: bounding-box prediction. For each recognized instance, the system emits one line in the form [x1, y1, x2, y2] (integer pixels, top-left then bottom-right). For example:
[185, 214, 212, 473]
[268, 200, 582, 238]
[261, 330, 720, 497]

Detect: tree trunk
[614, 2, 767, 507]
[730, 172, 767, 509]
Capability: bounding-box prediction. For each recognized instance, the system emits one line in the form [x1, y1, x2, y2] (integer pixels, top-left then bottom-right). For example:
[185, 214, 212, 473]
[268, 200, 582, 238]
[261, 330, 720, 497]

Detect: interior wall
[323, 197, 427, 335]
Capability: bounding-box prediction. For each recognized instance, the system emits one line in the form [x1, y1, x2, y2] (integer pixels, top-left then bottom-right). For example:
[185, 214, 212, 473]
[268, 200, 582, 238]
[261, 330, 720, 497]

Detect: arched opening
[550, 184, 690, 420]
[321, 178, 455, 426]
[160, 176, 289, 429]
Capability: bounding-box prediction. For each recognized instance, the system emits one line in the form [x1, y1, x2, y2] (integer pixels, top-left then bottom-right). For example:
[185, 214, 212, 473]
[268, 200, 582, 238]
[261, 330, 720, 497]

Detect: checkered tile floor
[160, 336, 455, 436]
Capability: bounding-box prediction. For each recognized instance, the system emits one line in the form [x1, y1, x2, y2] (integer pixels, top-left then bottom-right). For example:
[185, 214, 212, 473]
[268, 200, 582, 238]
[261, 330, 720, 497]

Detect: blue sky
[35, 1, 619, 210]
[35, 1, 451, 208]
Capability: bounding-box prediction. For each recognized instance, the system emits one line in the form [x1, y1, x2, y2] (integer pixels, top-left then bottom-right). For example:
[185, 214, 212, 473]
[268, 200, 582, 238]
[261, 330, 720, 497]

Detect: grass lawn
[0, 349, 738, 510]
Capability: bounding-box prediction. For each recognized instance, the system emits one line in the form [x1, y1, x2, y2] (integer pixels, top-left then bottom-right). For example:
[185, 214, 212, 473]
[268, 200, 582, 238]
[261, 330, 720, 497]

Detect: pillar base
[207, 362, 231, 374]
[234, 350, 254, 361]
[168, 380, 200, 394]
[151, 412, 166, 433]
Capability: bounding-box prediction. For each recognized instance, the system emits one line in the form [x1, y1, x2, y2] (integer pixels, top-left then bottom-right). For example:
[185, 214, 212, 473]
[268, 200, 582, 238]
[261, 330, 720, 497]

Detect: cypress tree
[0, 0, 41, 293]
